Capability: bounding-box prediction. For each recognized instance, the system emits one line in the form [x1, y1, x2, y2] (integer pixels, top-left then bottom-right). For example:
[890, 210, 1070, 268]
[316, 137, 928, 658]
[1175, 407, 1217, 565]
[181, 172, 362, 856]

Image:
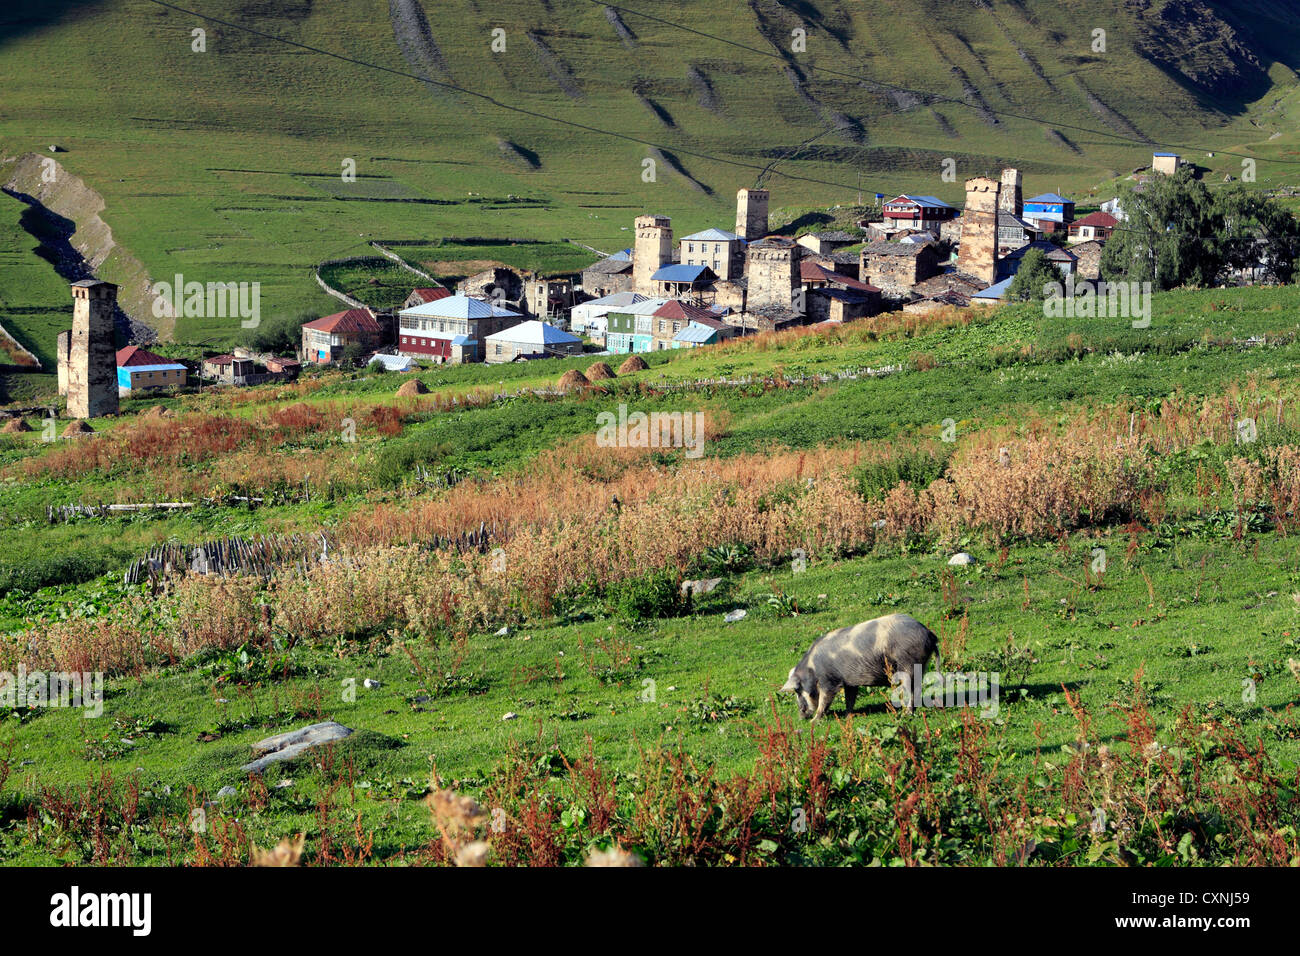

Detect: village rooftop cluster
[48, 152, 1188, 418]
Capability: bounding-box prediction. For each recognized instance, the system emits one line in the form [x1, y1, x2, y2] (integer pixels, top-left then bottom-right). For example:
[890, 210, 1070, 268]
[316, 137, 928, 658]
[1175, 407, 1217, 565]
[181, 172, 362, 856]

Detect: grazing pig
[780, 613, 938, 719]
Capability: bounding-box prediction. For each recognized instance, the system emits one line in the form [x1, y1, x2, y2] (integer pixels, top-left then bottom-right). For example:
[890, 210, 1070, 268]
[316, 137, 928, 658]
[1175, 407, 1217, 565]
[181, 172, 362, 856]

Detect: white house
[569, 292, 646, 341]
[484, 320, 583, 364]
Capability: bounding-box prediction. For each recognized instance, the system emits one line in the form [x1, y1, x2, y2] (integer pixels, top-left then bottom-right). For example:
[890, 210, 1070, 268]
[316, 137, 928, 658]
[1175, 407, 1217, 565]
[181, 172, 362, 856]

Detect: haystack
[617, 355, 649, 374]
[143, 405, 167, 418]
[557, 369, 590, 392]
[586, 361, 615, 381]
[62, 421, 94, 437]
[1, 417, 32, 434]
[396, 378, 429, 397]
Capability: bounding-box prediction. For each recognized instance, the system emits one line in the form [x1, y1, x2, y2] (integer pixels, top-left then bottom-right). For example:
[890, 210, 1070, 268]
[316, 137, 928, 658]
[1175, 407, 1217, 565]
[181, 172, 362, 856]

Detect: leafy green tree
[339, 341, 369, 368]
[240, 311, 312, 355]
[1006, 248, 1061, 302]
[1100, 168, 1223, 290]
[1215, 186, 1300, 285]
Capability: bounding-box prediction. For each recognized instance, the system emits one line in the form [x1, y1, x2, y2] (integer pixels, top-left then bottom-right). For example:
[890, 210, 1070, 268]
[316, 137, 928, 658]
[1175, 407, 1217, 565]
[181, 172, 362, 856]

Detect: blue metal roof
[120, 363, 186, 373]
[673, 322, 719, 343]
[909, 195, 954, 209]
[651, 264, 712, 282]
[973, 277, 1013, 299]
[1153, 152, 1178, 157]
[1025, 193, 1072, 204]
[681, 228, 741, 242]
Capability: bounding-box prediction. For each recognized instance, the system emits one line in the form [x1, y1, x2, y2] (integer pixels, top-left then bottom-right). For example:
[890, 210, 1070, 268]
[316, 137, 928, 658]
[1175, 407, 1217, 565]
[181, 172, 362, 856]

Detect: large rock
[240, 721, 353, 774]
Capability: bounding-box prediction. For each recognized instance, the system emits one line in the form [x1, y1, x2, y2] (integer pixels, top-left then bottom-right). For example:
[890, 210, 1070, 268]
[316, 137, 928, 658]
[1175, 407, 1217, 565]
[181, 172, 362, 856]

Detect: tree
[240, 311, 313, 355]
[1099, 167, 1223, 290]
[339, 341, 368, 369]
[1215, 186, 1300, 285]
[1006, 248, 1061, 302]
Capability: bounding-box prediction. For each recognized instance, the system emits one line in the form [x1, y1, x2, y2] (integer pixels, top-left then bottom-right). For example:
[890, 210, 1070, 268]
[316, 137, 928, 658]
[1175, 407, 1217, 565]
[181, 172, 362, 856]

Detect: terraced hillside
[1, 0, 1299, 349]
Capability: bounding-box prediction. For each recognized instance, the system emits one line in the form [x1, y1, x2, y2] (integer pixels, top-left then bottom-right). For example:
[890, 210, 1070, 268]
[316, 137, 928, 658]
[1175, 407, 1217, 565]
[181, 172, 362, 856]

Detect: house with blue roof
[116, 345, 187, 396]
[1023, 193, 1076, 227]
[650, 263, 717, 297]
[882, 194, 959, 234]
[680, 228, 744, 280]
[397, 294, 522, 364]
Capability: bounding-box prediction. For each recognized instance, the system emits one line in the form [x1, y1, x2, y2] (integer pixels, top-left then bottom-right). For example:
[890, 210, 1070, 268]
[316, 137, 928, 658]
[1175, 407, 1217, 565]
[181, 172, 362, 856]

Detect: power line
[138, 0, 877, 196]
[596, 0, 1300, 167]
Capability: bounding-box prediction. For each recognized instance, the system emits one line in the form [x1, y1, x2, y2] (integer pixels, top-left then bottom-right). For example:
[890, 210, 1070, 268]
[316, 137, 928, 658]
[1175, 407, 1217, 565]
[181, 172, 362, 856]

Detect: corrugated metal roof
[484, 320, 581, 346]
[672, 322, 719, 343]
[681, 228, 741, 242]
[302, 308, 381, 333]
[1025, 193, 1072, 204]
[400, 295, 520, 320]
[651, 264, 714, 282]
[120, 363, 186, 373]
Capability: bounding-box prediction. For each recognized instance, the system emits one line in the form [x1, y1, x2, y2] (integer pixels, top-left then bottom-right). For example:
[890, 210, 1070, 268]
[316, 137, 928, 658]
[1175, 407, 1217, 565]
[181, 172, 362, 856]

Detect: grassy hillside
[2, 0, 1299, 348]
[3, 286, 1300, 865]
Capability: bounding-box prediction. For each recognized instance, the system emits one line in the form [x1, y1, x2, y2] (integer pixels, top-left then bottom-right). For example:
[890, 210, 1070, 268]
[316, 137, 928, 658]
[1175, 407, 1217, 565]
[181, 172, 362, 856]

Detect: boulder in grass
[396, 378, 429, 397]
[586, 361, 615, 381]
[557, 369, 590, 392]
[617, 355, 649, 374]
[240, 721, 353, 774]
[948, 552, 975, 566]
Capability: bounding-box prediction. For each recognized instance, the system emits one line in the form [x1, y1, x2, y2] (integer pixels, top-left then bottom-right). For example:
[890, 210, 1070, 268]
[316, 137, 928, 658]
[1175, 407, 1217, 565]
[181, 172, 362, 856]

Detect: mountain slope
[0, 0, 1297, 345]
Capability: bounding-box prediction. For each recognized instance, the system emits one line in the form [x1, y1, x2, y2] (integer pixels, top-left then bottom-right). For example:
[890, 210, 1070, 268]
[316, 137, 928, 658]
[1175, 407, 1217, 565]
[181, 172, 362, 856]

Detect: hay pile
[1, 417, 32, 434]
[557, 369, 590, 391]
[143, 405, 168, 418]
[396, 378, 429, 396]
[62, 421, 94, 437]
[586, 361, 615, 381]
[617, 355, 649, 374]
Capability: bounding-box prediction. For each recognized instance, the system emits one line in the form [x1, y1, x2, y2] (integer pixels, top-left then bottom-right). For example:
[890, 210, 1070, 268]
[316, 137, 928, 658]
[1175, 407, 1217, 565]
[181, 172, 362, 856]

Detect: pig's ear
[780, 668, 798, 693]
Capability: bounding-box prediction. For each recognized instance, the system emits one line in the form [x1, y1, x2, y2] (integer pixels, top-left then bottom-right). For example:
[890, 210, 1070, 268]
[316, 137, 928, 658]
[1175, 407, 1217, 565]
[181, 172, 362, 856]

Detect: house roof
[973, 277, 1014, 300]
[673, 322, 721, 344]
[1025, 193, 1073, 205]
[652, 300, 718, 323]
[1153, 152, 1179, 158]
[609, 248, 633, 261]
[116, 345, 173, 367]
[400, 295, 520, 320]
[120, 363, 186, 374]
[302, 308, 381, 334]
[574, 292, 646, 311]
[409, 287, 451, 302]
[368, 353, 418, 371]
[681, 228, 741, 242]
[886, 195, 955, 210]
[1002, 240, 1077, 262]
[800, 261, 879, 291]
[863, 240, 933, 257]
[1069, 211, 1119, 230]
[651, 264, 715, 283]
[998, 213, 1036, 230]
[811, 288, 874, 303]
[484, 320, 581, 346]
[585, 256, 634, 275]
[204, 354, 237, 365]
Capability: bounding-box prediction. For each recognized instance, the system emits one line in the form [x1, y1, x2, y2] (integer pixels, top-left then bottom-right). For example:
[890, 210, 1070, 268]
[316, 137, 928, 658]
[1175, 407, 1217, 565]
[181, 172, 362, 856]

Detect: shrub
[604, 569, 686, 622]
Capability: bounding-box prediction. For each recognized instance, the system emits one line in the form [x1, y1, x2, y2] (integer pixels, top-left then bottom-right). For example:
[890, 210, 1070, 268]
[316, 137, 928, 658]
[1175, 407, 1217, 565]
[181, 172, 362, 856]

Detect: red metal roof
[116, 345, 173, 367]
[410, 287, 452, 303]
[652, 300, 718, 323]
[800, 261, 880, 292]
[302, 308, 381, 334]
[1068, 211, 1119, 230]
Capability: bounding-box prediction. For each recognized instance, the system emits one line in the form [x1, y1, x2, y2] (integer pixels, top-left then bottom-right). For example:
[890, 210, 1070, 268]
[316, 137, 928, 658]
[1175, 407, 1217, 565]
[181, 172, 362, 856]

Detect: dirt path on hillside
[1, 151, 163, 343]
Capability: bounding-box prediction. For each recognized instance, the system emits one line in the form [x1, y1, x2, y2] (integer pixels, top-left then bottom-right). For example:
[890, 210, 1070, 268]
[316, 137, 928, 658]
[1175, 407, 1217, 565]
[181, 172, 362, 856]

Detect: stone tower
[959, 178, 1001, 285]
[633, 215, 673, 294]
[745, 237, 801, 309]
[999, 168, 1023, 218]
[735, 188, 770, 241]
[56, 330, 71, 396]
[65, 279, 119, 419]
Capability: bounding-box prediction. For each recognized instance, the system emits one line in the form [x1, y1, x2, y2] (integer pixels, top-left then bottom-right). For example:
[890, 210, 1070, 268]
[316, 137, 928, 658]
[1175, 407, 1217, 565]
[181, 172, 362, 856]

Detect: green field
[2, 285, 1300, 865]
